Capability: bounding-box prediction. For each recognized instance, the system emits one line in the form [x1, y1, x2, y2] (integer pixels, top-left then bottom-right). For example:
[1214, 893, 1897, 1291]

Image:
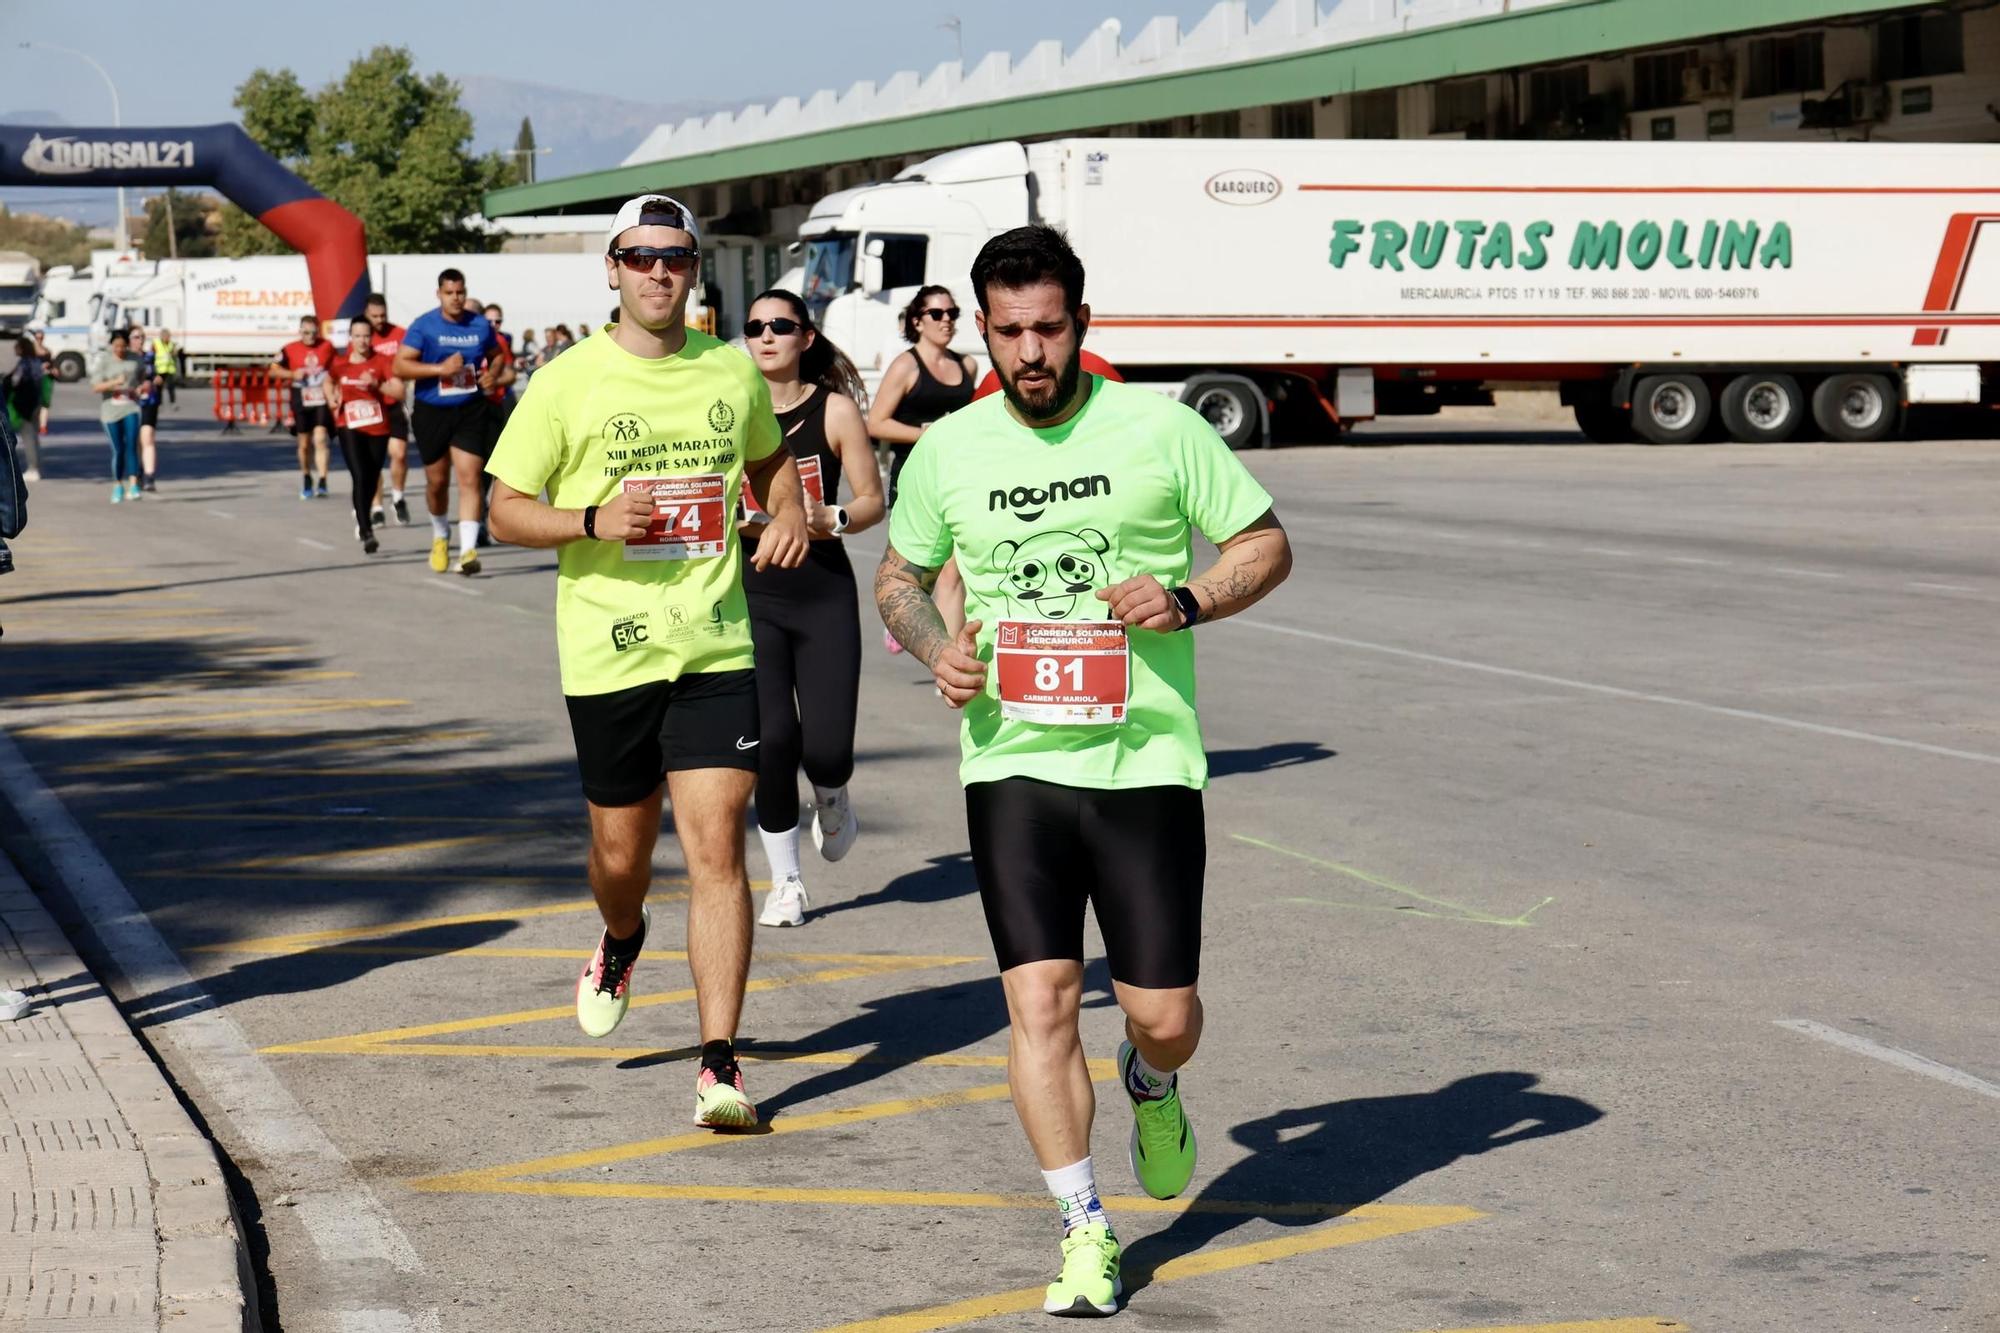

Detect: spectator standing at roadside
[5, 337, 46, 481]
[151, 329, 179, 406]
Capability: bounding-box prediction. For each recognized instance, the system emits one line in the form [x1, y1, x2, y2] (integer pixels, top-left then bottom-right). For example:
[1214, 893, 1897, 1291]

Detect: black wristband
[583, 505, 599, 539]
[1170, 585, 1203, 630]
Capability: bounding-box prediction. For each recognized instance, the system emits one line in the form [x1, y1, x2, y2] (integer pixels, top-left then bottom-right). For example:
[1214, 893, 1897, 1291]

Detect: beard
[999, 344, 1084, 423]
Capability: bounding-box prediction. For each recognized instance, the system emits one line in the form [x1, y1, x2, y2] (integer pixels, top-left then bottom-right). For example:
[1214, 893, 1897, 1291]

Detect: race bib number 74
[994, 620, 1130, 725]
[623, 474, 727, 561]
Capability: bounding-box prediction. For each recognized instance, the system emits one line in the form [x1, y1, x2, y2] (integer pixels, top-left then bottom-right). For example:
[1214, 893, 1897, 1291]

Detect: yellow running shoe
[575, 906, 647, 1038]
[1043, 1223, 1121, 1317]
[428, 537, 449, 572]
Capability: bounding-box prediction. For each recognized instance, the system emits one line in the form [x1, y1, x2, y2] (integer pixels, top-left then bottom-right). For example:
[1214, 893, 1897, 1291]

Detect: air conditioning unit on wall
[1802, 82, 1888, 129]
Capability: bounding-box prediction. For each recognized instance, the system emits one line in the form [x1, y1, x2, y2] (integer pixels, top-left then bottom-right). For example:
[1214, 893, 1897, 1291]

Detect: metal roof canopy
[484, 0, 1937, 218]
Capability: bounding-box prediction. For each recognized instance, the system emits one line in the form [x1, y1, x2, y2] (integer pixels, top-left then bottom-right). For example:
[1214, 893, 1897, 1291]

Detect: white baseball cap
[606, 194, 701, 252]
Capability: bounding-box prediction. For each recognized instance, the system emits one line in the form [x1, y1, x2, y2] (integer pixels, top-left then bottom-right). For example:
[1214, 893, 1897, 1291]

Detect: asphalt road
[1, 385, 1995, 1333]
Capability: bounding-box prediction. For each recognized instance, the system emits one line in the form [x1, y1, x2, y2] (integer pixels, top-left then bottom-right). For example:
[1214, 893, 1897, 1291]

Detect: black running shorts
[412, 398, 491, 465]
[964, 778, 1205, 989]
[385, 402, 411, 442]
[564, 669, 760, 806]
[291, 396, 334, 435]
[139, 400, 161, 429]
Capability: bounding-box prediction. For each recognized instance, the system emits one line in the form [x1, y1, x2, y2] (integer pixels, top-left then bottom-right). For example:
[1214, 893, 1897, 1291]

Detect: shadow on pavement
[1207, 741, 1336, 778]
[1122, 1071, 1604, 1296]
[809, 850, 979, 921]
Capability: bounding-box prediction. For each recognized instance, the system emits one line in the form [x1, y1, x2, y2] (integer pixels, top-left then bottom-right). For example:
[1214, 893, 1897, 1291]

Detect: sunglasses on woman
[743, 317, 804, 337]
[921, 306, 961, 322]
[611, 245, 700, 275]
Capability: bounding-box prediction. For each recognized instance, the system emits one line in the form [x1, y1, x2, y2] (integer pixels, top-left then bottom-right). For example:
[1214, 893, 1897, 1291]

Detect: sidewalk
[0, 852, 249, 1332]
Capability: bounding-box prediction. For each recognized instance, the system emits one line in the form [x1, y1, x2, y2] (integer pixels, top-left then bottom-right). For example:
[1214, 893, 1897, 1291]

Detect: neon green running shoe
[1118, 1040, 1196, 1200]
[575, 905, 647, 1038]
[1043, 1223, 1121, 1317]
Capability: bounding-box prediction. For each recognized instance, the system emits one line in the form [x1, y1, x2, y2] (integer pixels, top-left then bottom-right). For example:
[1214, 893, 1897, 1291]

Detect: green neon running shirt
[889, 376, 1275, 790]
[488, 329, 781, 696]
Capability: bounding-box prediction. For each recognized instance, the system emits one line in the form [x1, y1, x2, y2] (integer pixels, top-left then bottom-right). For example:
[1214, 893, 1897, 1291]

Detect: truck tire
[1571, 391, 1634, 443]
[1631, 374, 1712, 445]
[1183, 377, 1264, 450]
[1811, 373, 1897, 443]
[53, 351, 85, 383]
[1719, 373, 1805, 443]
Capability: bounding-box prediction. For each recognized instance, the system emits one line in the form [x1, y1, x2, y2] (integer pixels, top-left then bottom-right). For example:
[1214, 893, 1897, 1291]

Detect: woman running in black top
[740, 289, 885, 928]
[868, 285, 975, 653]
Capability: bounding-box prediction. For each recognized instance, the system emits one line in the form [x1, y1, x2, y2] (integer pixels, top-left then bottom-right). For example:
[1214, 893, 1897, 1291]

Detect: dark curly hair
[899, 285, 957, 344]
[749, 288, 868, 408]
[970, 225, 1086, 316]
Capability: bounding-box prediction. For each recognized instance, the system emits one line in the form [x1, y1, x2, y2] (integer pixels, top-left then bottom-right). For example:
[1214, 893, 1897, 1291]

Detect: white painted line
[1581, 547, 1637, 557]
[1909, 581, 1979, 593]
[1664, 556, 1726, 566]
[338, 1311, 442, 1333]
[419, 579, 483, 598]
[1776, 1020, 2000, 1103]
[207, 509, 236, 520]
[1239, 620, 2000, 767]
[504, 603, 537, 617]
[298, 537, 334, 551]
[1769, 567, 1844, 580]
[0, 730, 436, 1313]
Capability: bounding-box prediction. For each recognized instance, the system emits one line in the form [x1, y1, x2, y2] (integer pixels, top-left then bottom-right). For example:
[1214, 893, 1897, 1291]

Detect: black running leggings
[742, 537, 862, 833]
[338, 430, 388, 535]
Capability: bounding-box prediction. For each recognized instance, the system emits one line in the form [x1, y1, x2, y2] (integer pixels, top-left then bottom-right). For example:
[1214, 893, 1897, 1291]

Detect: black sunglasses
[921, 306, 961, 322]
[743, 317, 803, 338]
[611, 245, 700, 275]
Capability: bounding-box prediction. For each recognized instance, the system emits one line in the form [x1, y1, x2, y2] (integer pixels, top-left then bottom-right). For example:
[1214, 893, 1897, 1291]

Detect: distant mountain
[458, 77, 741, 184]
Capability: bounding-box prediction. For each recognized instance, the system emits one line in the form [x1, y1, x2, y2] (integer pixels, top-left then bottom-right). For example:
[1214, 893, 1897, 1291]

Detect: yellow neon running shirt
[488, 328, 781, 696]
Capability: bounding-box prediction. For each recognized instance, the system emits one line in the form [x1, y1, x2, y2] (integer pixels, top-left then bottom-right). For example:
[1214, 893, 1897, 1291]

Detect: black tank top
[775, 386, 841, 500]
[889, 350, 973, 428]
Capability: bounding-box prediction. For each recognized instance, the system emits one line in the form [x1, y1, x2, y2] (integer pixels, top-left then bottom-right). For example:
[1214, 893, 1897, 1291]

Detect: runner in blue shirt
[393, 267, 503, 576]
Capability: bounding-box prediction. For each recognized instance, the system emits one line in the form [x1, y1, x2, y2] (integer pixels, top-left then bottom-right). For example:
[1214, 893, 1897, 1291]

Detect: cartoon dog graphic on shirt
[995, 528, 1110, 621]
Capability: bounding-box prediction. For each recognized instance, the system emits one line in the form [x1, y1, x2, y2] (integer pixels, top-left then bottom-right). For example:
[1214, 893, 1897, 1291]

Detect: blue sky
[2, 1, 1238, 127]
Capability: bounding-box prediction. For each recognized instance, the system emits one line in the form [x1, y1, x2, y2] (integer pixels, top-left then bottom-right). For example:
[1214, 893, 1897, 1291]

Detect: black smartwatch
[583, 504, 599, 539]
[1169, 585, 1202, 630]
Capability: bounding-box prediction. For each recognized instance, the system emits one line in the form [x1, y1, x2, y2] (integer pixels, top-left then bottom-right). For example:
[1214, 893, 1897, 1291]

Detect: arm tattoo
[874, 547, 951, 667]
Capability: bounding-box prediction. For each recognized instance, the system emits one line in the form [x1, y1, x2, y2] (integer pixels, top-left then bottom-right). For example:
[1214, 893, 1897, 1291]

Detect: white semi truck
[799, 138, 2000, 446]
[0, 251, 42, 339]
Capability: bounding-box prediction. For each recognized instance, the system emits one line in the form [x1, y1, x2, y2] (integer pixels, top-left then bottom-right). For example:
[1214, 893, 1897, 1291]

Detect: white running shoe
[810, 794, 859, 863]
[757, 875, 810, 928]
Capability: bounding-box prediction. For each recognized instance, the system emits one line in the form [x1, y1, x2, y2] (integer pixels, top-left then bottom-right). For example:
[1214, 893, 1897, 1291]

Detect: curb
[0, 850, 254, 1332]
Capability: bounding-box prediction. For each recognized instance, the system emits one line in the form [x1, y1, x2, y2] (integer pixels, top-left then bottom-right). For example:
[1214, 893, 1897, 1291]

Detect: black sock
[700, 1038, 737, 1073]
[603, 915, 646, 963]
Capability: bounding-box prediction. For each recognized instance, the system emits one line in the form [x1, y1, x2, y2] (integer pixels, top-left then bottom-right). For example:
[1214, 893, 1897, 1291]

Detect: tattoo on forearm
[1190, 533, 1282, 620]
[874, 549, 950, 666]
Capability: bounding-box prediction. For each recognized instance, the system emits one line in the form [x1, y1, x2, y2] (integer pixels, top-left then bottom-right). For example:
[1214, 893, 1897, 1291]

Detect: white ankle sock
[391, 488, 404, 503]
[429, 514, 449, 540]
[1042, 1158, 1109, 1233]
[1126, 1044, 1174, 1100]
[458, 519, 480, 554]
[757, 824, 802, 884]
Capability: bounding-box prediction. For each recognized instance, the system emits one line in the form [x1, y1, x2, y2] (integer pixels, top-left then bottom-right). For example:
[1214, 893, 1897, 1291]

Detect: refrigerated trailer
[799, 138, 2000, 446]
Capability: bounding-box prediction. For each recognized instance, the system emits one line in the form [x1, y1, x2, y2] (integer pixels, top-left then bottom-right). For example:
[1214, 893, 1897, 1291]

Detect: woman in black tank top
[738, 289, 884, 928]
[867, 285, 976, 512]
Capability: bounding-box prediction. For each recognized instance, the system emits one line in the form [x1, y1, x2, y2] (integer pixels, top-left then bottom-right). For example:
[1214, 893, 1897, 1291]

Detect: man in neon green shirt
[877, 225, 1293, 1316]
[488, 195, 810, 1129]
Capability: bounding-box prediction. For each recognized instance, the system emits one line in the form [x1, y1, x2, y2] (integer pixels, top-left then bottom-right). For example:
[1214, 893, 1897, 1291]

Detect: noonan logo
[1205, 169, 1282, 206]
[988, 474, 1111, 524]
[22, 133, 196, 176]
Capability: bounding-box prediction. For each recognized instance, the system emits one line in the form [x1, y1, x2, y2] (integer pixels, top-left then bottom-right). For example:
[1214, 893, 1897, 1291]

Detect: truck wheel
[1811, 373, 1897, 442]
[1719, 373, 1804, 443]
[1184, 378, 1264, 450]
[54, 352, 85, 383]
[1631, 374, 1712, 445]
[1572, 392, 1634, 443]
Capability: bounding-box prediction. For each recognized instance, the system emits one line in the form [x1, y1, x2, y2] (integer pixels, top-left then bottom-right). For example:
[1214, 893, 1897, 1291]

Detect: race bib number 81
[624, 474, 727, 561]
[994, 620, 1129, 725]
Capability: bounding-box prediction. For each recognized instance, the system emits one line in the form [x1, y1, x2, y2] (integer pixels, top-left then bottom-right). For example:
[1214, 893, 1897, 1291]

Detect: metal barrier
[212, 369, 293, 434]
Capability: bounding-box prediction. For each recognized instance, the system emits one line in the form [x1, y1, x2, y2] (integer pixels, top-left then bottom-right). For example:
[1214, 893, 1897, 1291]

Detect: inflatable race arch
[0, 123, 369, 323]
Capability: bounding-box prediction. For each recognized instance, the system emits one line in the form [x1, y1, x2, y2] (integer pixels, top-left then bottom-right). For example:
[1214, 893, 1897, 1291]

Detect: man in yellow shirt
[488, 195, 810, 1128]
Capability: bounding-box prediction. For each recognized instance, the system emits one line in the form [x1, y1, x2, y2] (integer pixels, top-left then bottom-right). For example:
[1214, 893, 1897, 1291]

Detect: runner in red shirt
[364, 293, 412, 527]
[324, 316, 404, 554]
[269, 314, 340, 500]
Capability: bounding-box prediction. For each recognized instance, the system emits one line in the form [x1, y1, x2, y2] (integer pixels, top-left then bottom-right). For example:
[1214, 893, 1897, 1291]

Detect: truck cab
[27, 266, 104, 382]
[798, 142, 1029, 382]
[0, 250, 42, 340]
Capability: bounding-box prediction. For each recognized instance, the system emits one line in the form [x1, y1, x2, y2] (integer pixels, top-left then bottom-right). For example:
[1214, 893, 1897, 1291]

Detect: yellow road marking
[1424, 1312, 1688, 1320]
[185, 898, 610, 951]
[19, 698, 409, 737]
[1, 606, 227, 621]
[199, 940, 979, 964]
[13, 671, 359, 705]
[1425, 1323, 1687, 1333]
[263, 1041, 1019, 1067]
[123, 771, 538, 816]
[221, 832, 512, 869]
[15, 625, 255, 642]
[265, 956, 963, 1054]
[125, 811, 551, 826]
[55, 729, 490, 773]
[140, 870, 604, 884]
[417, 1182, 1389, 1215]
[815, 1205, 1485, 1333]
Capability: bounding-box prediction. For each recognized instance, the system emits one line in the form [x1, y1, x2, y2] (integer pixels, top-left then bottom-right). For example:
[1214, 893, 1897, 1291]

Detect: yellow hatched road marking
[2, 606, 228, 621]
[186, 898, 610, 951]
[16, 625, 256, 642]
[221, 832, 511, 869]
[56, 729, 490, 772]
[1425, 1323, 1688, 1333]
[123, 771, 542, 816]
[815, 1205, 1485, 1333]
[274, 1041, 1019, 1067]
[14, 672, 359, 705]
[194, 940, 980, 964]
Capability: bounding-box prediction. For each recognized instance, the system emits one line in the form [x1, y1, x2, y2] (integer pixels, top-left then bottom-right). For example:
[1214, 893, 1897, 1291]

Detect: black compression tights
[743, 540, 862, 833]
[338, 431, 388, 535]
